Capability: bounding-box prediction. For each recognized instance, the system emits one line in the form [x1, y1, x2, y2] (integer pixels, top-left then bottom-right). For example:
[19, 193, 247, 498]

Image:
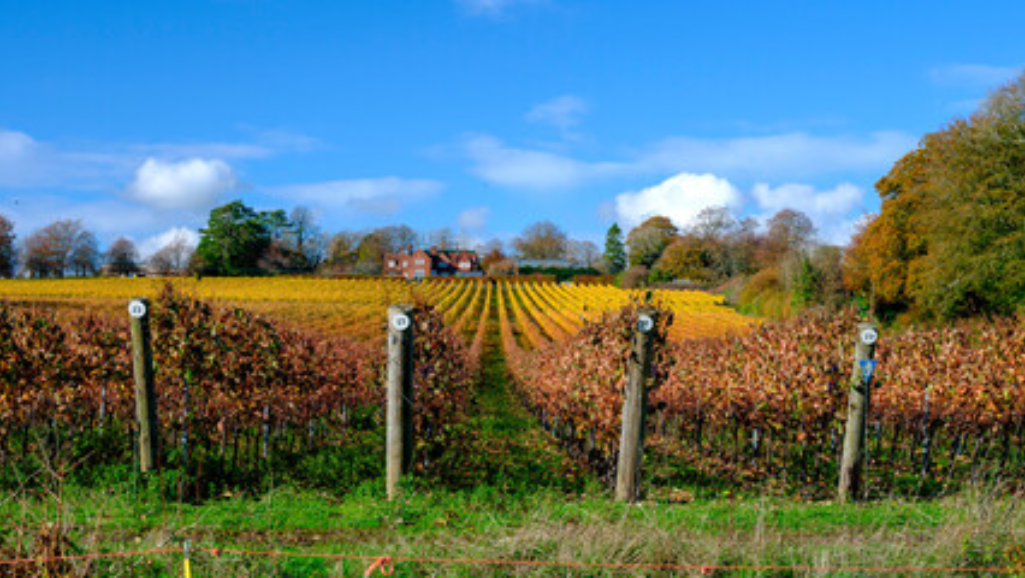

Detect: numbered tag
[860, 327, 878, 346]
[859, 359, 877, 384]
[128, 300, 147, 319]
[637, 314, 654, 334]
[392, 313, 411, 331]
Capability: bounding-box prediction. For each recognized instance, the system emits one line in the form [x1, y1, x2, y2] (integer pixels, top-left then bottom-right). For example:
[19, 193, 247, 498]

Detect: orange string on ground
[0, 546, 1022, 575]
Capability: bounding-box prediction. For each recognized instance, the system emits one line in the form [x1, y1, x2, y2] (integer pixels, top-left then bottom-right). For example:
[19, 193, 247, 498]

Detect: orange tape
[364, 556, 394, 576]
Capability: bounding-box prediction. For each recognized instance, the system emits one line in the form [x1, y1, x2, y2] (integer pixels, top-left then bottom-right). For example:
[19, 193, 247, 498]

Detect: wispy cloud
[462, 135, 627, 190]
[0, 127, 320, 190]
[270, 177, 444, 215]
[457, 206, 489, 231]
[525, 95, 588, 131]
[639, 131, 915, 180]
[455, 0, 540, 17]
[461, 131, 914, 191]
[930, 63, 1021, 88]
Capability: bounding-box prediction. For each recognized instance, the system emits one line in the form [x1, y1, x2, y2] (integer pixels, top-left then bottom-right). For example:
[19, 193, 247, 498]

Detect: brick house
[383, 246, 483, 279]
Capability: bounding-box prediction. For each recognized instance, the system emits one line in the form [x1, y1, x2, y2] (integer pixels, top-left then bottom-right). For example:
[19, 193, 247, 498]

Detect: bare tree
[104, 237, 140, 276]
[567, 239, 601, 268]
[70, 230, 100, 276]
[148, 231, 196, 275]
[21, 219, 97, 278]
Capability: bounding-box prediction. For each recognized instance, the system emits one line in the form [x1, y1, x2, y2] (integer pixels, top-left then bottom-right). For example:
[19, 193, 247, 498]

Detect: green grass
[3, 482, 1025, 576]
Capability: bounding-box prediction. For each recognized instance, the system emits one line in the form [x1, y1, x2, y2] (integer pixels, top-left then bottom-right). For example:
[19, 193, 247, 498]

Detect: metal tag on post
[391, 313, 410, 332]
[860, 327, 878, 346]
[129, 299, 147, 319]
[637, 314, 654, 334]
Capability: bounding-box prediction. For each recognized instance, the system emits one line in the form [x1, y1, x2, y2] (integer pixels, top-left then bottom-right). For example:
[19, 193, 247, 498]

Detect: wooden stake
[616, 308, 658, 502]
[838, 321, 879, 503]
[386, 305, 415, 501]
[130, 297, 159, 473]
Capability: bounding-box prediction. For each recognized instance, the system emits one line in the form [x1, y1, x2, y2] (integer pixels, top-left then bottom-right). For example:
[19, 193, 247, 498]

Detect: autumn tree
[847, 70, 1025, 319]
[0, 213, 14, 278]
[104, 237, 140, 275]
[654, 234, 714, 283]
[322, 231, 362, 274]
[626, 216, 678, 267]
[513, 221, 568, 260]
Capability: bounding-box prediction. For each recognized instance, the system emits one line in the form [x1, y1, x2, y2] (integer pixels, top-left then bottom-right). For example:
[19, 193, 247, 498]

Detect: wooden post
[616, 308, 658, 502]
[129, 297, 159, 473]
[838, 322, 879, 503]
[386, 305, 415, 501]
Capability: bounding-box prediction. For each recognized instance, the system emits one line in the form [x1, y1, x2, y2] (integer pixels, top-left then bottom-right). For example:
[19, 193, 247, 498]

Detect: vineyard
[0, 277, 1023, 500]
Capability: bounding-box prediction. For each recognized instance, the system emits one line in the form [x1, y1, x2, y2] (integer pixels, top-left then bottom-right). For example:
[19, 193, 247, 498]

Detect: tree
[654, 234, 714, 283]
[69, 231, 100, 276]
[285, 206, 326, 270]
[0, 213, 15, 278]
[104, 237, 140, 275]
[689, 206, 740, 281]
[323, 231, 362, 274]
[603, 223, 626, 273]
[196, 201, 274, 275]
[427, 227, 457, 250]
[846, 70, 1025, 319]
[567, 240, 600, 268]
[513, 221, 568, 260]
[764, 209, 816, 264]
[149, 231, 195, 276]
[626, 216, 678, 267]
[20, 219, 96, 278]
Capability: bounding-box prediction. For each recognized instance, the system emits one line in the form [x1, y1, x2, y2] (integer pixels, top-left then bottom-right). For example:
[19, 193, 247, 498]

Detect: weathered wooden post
[838, 322, 879, 503]
[616, 308, 658, 502]
[129, 297, 159, 473]
[386, 305, 415, 501]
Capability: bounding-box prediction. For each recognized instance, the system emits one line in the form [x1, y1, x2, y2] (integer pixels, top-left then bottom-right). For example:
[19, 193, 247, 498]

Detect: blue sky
[1, 0, 1022, 255]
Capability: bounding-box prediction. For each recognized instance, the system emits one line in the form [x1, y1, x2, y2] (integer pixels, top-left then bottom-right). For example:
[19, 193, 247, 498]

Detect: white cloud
[613, 172, 872, 245]
[126, 158, 238, 211]
[457, 206, 489, 231]
[272, 177, 443, 215]
[463, 135, 625, 190]
[930, 63, 1021, 88]
[138, 227, 200, 258]
[614, 173, 741, 230]
[751, 181, 867, 244]
[526, 95, 588, 130]
[752, 182, 863, 217]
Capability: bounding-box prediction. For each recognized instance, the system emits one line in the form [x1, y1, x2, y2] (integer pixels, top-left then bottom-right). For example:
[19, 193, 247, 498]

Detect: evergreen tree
[604, 223, 626, 273]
